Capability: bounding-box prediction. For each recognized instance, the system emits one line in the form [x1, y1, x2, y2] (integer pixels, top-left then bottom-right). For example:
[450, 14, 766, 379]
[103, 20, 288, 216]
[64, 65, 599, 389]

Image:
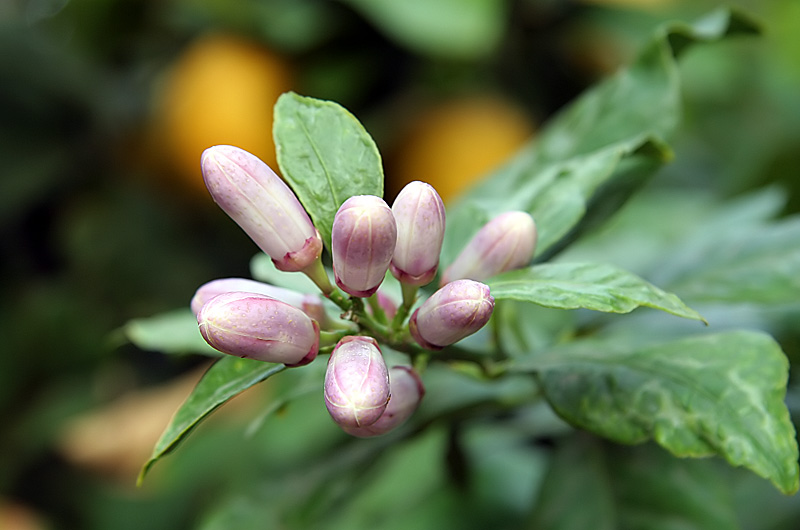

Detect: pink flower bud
[390, 181, 446, 286]
[324, 336, 390, 428]
[197, 292, 319, 367]
[441, 211, 536, 285]
[343, 366, 425, 438]
[331, 196, 397, 297]
[190, 278, 325, 323]
[375, 291, 398, 320]
[409, 279, 494, 350]
[201, 145, 323, 272]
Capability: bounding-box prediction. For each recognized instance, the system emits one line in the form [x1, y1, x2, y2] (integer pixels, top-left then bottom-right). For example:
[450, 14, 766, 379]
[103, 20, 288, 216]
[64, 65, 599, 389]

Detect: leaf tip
[136, 461, 152, 487]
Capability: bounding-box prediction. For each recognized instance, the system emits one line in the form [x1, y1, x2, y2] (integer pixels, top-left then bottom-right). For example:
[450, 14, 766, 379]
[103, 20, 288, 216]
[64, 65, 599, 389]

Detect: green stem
[368, 294, 388, 324]
[411, 352, 430, 374]
[401, 282, 418, 311]
[432, 344, 500, 373]
[391, 283, 418, 333]
[327, 288, 352, 312]
[319, 329, 353, 348]
[350, 297, 391, 339]
[302, 257, 334, 296]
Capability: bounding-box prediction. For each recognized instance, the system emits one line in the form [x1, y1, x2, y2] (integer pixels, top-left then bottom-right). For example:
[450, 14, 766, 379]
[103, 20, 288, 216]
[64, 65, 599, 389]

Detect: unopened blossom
[390, 181, 446, 286]
[201, 145, 323, 272]
[190, 277, 325, 322]
[410, 279, 494, 350]
[375, 291, 397, 320]
[343, 366, 425, 438]
[197, 292, 319, 366]
[441, 211, 536, 285]
[331, 195, 397, 297]
[324, 336, 390, 428]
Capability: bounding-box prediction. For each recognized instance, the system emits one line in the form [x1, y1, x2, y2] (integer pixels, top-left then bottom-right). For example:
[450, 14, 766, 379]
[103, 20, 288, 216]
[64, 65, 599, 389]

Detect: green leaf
[662, 215, 800, 305]
[488, 262, 706, 323]
[493, 301, 576, 360]
[528, 435, 616, 530]
[558, 187, 786, 278]
[138, 357, 285, 483]
[122, 309, 221, 357]
[530, 435, 740, 530]
[273, 92, 383, 248]
[567, 186, 800, 306]
[341, 0, 506, 60]
[250, 252, 319, 293]
[442, 9, 758, 263]
[514, 331, 800, 494]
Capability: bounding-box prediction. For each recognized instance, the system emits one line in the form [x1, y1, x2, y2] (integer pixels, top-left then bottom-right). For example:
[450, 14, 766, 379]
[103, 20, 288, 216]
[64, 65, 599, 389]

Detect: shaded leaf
[488, 262, 706, 323]
[273, 92, 383, 248]
[122, 309, 220, 357]
[662, 215, 800, 305]
[342, 0, 506, 60]
[442, 9, 758, 264]
[528, 435, 616, 530]
[138, 358, 285, 483]
[493, 300, 576, 359]
[529, 435, 740, 530]
[559, 187, 786, 278]
[250, 252, 320, 293]
[514, 331, 799, 494]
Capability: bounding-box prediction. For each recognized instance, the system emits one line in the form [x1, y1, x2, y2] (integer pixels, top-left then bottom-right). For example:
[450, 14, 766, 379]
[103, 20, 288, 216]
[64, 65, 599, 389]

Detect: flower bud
[324, 336, 390, 428]
[197, 292, 319, 366]
[409, 279, 494, 350]
[441, 211, 536, 285]
[201, 145, 323, 272]
[343, 366, 425, 438]
[375, 291, 397, 320]
[190, 277, 325, 323]
[390, 181, 446, 286]
[331, 196, 397, 297]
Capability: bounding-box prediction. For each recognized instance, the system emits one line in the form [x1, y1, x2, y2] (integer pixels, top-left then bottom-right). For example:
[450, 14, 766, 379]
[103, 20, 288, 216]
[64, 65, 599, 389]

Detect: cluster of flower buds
[192, 145, 537, 437]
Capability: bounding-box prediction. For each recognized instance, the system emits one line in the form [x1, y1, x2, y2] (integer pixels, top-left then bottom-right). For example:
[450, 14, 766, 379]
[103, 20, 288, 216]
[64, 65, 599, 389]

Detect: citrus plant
[126, 9, 800, 528]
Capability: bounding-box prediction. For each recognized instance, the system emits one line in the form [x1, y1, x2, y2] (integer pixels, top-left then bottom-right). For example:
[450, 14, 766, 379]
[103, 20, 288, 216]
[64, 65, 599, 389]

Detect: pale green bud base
[302, 257, 335, 296]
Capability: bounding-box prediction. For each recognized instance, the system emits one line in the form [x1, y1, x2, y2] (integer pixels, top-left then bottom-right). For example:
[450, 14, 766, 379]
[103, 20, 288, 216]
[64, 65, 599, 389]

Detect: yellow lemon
[390, 95, 535, 203]
[154, 33, 292, 195]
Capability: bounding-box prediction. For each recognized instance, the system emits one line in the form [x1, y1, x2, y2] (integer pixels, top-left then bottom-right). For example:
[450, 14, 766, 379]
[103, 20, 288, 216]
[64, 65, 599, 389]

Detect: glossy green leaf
[530, 436, 739, 530]
[138, 357, 285, 483]
[488, 262, 706, 323]
[122, 309, 220, 357]
[273, 92, 383, 248]
[442, 9, 758, 263]
[514, 331, 799, 494]
[342, 0, 506, 60]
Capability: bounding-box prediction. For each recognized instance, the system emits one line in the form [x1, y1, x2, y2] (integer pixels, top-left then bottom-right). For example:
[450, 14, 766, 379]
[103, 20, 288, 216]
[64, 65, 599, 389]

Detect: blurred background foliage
[1, 0, 800, 528]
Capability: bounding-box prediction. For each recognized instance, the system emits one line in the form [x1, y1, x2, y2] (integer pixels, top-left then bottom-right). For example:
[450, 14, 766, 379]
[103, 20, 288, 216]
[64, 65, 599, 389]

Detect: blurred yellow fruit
[390, 95, 535, 203]
[153, 33, 292, 194]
